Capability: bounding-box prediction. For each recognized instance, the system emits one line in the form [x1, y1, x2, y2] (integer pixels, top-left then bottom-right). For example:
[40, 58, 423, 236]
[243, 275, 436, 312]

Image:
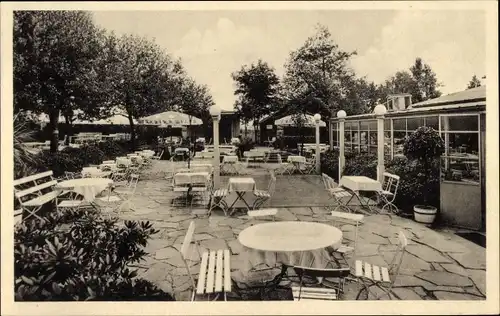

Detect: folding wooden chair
[252, 170, 277, 209]
[330, 211, 364, 256]
[355, 231, 408, 300]
[179, 221, 232, 301]
[292, 265, 350, 301]
[379, 172, 400, 215]
[207, 182, 229, 216]
[274, 154, 292, 175]
[322, 174, 354, 213]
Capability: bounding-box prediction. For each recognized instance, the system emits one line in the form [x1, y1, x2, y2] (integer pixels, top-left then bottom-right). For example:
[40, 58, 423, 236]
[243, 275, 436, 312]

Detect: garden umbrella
[274, 114, 326, 127]
[137, 111, 202, 127]
[138, 111, 203, 168]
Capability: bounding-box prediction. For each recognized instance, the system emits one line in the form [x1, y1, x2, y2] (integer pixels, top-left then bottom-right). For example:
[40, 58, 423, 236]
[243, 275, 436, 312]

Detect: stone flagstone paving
[108, 161, 486, 301]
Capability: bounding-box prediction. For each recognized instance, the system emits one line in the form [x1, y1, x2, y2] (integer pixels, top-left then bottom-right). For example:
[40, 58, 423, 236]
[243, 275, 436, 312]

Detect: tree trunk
[128, 115, 136, 151]
[244, 120, 248, 137]
[64, 115, 72, 145]
[49, 109, 60, 153]
[254, 120, 258, 144]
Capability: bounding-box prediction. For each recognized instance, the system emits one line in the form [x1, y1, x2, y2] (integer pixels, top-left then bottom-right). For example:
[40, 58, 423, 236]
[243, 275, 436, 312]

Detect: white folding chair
[322, 174, 353, 213]
[379, 172, 400, 214]
[274, 154, 291, 175]
[207, 182, 229, 216]
[291, 265, 350, 301]
[252, 170, 277, 209]
[178, 221, 232, 301]
[98, 174, 139, 215]
[330, 211, 364, 256]
[355, 231, 408, 300]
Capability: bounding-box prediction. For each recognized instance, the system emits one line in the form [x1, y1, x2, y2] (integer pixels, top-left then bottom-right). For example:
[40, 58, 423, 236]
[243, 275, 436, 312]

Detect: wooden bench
[14, 171, 61, 222]
[180, 221, 231, 301]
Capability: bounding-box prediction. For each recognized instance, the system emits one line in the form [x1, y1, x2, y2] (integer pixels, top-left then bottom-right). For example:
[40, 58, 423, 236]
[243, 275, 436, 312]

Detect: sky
[92, 10, 486, 111]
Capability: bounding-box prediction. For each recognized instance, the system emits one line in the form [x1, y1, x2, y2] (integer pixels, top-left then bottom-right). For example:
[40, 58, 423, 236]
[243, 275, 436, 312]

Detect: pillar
[314, 114, 321, 174]
[337, 110, 347, 179]
[210, 106, 221, 188]
[374, 104, 388, 182]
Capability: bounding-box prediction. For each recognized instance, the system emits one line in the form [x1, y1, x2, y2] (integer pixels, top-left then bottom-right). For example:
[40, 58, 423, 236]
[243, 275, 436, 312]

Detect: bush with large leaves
[15, 209, 174, 301]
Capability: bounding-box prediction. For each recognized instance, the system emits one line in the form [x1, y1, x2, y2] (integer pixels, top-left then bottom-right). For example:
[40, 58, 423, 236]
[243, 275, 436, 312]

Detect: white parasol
[138, 111, 202, 128]
[274, 114, 326, 127]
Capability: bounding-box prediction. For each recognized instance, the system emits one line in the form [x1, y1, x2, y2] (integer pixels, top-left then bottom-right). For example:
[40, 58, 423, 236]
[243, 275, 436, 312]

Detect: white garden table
[287, 155, 307, 174]
[56, 178, 113, 203]
[227, 177, 256, 215]
[244, 151, 265, 168]
[238, 221, 343, 288]
[81, 167, 112, 178]
[339, 176, 382, 213]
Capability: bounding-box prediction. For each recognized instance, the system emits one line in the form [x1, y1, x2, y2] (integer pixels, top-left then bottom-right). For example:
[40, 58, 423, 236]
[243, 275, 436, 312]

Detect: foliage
[281, 24, 367, 120]
[320, 150, 378, 181]
[320, 148, 340, 180]
[14, 113, 38, 179]
[238, 137, 255, 152]
[99, 32, 186, 150]
[378, 57, 442, 104]
[467, 75, 482, 89]
[232, 59, 281, 138]
[177, 78, 214, 128]
[35, 150, 85, 178]
[386, 156, 440, 213]
[95, 140, 129, 160]
[14, 11, 110, 152]
[14, 208, 174, 301]
[403, 127, 444, 163]
[402, 127, 444, 206]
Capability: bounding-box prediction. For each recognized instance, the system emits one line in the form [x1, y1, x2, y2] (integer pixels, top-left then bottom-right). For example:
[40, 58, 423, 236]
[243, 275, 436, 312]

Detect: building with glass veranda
[329, 85, 486, 232]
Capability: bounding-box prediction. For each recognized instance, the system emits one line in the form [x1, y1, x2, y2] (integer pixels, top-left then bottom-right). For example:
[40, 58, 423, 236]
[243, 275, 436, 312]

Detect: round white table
[56, 178, 113, 202]
[238, 221, 343, 272]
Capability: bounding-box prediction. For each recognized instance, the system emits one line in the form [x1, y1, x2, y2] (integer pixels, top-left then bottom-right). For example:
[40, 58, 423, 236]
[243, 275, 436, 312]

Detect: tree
[467, 75, 482, 89]
[379, 58, 442, 105]
[409, 58, 442, 102]
[100, 32, 185, 150]
[232, 59, 281, 140]
[14, 11, 109, 152]
[281, 24, 361, 121]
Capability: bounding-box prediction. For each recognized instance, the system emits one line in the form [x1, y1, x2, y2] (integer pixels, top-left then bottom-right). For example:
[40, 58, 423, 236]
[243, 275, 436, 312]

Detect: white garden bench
[180, 221, 231, 301]
[14, 171, 61, 221]
[247, 208, 278, 221]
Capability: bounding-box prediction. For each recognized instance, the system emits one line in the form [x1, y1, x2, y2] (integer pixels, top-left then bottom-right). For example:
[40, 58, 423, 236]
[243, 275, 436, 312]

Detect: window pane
[444, 133, 479, 156]
[360, 121, 369, 131]
[360, 131, 368, 145]
[384, 119, 391, 131]
[368, 120, 377, 131]
[441, 157, 480, 185]
[407, 117, 425, 131]
[393, 118, 406, 131]
[393, 131, 406, 156]
[425, 116, 439, 130]
[369, 131, 377, 146]
[352, 131, 359, 144]
[384, 132, 391, 156]
[441, 115, 479, 131]
[360, 144, 369, 153]
[344, 131, 352, 143]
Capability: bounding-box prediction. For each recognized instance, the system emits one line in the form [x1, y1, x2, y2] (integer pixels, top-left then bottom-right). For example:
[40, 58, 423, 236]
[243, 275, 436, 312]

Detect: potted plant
[403, 126, 444, 224]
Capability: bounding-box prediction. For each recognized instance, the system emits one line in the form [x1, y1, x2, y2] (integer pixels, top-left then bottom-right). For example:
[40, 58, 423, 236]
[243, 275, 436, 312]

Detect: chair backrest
[293, 265, 351, 280]
[387, 231, 408, 283]
[180, 221, 197, 291]
[127, 174, 140, 193]
[268, 172, 277, 196]
[382, 172, 400, 196]
[277, 154, 283, 164]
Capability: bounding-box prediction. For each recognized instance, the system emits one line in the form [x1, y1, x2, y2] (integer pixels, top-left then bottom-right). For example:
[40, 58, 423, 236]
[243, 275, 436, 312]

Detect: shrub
[239, 137, 255, 152]
[35, 150, 84, 178]
[14, 208, 174, 301]
[402, 127, 444, 206]
[320, 150, 377, 181]
[386, 156, 440, 214]
[96, 140, 128, 160]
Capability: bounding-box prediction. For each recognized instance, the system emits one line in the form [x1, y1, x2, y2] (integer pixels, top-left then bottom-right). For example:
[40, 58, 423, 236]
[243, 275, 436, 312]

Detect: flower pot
[414, 205, 437, 224]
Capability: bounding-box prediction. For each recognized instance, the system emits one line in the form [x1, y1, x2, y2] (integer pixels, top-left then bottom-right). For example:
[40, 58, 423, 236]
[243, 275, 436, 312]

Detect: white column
[374, 104, 388, 182]
[314, 114, 321, 174]
[210, 106, 221, 188]
[329, 121, 334, 150]
[337, 110, 347, 179]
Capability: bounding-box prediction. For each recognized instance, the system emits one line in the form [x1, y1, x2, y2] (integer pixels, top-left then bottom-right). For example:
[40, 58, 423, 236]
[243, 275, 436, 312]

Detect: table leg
[227, 192, 243, 216]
